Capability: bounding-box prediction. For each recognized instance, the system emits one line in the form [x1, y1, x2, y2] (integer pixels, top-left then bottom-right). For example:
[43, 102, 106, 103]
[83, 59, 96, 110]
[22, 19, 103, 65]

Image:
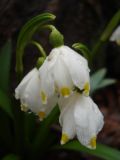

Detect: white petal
[39, 48, 61, 100]
[23, 70, 42, 113]
[39, 59, 55, 103]
[43, 94, 58, 116]
[74, 95, 104, 149]
[60, 46, 88, 65]
[59, 102, 76, 141]
[110, 26, 120, 42]
[23, 70, 57, 118]
[60, 46, 90, 91]
[52, 54, 73, 97]
[37, 94, 58, 121]
[59, 93, 80, 145]
[15, 68, 38, 99]
[58, 93, 76, 112]
[89, 98, 104, 132]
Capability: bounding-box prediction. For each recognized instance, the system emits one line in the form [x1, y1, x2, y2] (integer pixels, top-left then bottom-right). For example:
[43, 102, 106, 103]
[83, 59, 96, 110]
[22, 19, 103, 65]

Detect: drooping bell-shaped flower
[39, 45, 90, 104]
[110, 26, 120, 45]
[15, 68, 57, 120]
[59, 93, 104, 149]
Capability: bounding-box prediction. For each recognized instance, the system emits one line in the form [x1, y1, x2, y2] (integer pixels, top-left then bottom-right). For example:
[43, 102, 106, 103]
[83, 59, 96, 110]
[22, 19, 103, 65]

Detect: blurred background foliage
[0, 0, 120, 160]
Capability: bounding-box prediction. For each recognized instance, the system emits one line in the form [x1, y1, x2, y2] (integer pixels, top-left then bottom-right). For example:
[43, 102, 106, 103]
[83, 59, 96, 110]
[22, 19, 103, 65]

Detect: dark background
[0, 0, 120, 78]
[0, 0, 120, 159]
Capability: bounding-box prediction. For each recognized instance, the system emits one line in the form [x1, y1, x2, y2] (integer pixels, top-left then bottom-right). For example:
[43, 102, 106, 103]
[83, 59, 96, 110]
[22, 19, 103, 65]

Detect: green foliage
[90, 68, 116, 94]
[0, 89, 13, 119]
[17, 13, 55, 51]
[0, 40, 12, 92]
[56, 140, 120, 160]
[0, 40, 13, 118]
[33, 106, 59, 151]
[16, 13, 55, 77]
[2, 154, 20, 160]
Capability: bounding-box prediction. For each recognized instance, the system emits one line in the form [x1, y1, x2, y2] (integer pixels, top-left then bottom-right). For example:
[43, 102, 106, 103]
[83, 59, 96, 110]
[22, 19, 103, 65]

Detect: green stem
[16, 41, 46, 80]
[92, 10, 120, 60]
[30, 40, 47, 58]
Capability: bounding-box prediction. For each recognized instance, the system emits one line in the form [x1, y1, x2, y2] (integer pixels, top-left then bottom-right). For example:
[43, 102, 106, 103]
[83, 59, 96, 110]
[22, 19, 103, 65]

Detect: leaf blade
[16, 13, 56, 76]
[98, 79, 116, 89]
[90, 68, 107, 93]
[2, 154, 20, 160]
[55, 140, 120, 160]
[0, 40, 12, 92]
[0, 89, 13, 119]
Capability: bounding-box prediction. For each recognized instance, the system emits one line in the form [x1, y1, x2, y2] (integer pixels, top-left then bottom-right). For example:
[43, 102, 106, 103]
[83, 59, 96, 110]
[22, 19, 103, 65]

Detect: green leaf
[2, 154, 20, 160]
[55, 140, 120, 160]
[90, 68, 116, 94]
[33, 106, 59, 150]
[90, 68, 107, 93]
[0, 40, 12, 92]
[23, 113, 37, 147]
[0, 89, 13, 119]
[97, 79, 116, 90]
[16, 13, 56, 77]
[0, 111, 13, 149]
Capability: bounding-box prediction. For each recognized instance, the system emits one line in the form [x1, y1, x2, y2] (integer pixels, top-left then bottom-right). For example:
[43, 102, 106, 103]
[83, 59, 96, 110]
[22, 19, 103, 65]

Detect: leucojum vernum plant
[15, 13, 104, 149]
[11, 11, 120, 159]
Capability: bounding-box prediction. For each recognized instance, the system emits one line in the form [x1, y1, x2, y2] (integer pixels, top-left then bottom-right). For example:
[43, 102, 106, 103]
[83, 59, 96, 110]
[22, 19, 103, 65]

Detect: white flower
[15, 68, 57, 120]
[39, 45, 90, 104]
[110, 26, 120, 45]
[59, 93, 104, 149]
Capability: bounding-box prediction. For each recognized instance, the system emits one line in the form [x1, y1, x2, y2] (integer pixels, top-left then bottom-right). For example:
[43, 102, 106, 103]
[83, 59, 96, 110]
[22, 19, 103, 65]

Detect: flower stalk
[30, 40, 47, 58]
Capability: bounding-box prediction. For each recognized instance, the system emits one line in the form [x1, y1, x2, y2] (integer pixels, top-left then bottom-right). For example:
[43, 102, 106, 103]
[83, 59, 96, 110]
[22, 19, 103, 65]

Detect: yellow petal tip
[38, 111, 46, 121]
[83, 82, 90, 96]
[40, 91, 47, 104]
[60, 133, 69, 145]
[89, 136, 96, 149]
[20, 104, 28, 112]
[60, 87, 71, 98]
[116, 40, 120, 45]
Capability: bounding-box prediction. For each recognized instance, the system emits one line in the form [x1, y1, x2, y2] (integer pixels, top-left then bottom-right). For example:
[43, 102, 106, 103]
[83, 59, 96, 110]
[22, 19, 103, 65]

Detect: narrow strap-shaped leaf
[17, 13, 55, 48]
[97, 79, 116, 89]
[16, 13, 56, 77]
[54, 140, 120, 160]
[0, 40, 12, 92]
[90, 68, 107, 93]
[33, 106, 59, 150]
[2, 154, 20, 160]
[0, 89, 13, 119]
